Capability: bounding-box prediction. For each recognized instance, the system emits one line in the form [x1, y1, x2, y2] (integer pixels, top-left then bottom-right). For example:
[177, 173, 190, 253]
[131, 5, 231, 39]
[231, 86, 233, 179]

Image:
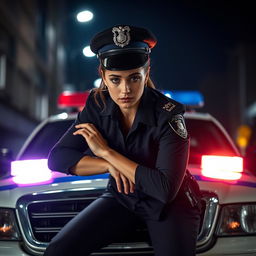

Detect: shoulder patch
[163, 102, 176, 112]
[168, 114, 188, 139]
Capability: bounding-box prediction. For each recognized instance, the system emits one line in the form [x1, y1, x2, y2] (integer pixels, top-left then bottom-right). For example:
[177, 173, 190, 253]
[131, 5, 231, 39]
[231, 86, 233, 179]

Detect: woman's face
[102, 67, 149, 111]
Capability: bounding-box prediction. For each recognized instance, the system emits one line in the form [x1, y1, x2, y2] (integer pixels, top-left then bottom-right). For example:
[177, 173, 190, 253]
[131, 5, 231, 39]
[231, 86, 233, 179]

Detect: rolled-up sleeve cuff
[135, 164, 149, 191]
[134, 164, 173, 204]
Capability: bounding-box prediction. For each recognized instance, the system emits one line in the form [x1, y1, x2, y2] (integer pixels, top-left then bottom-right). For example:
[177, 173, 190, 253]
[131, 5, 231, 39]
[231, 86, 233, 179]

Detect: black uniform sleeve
[135, 115, 189, 204]
[47, 92, 95, 174]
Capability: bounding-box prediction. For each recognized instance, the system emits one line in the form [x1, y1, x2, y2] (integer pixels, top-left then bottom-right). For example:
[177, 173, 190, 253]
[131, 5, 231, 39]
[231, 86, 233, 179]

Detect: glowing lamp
[236, 125, 252, 149]
[11, 159, 53, 185]
[94, 78, 102, 88]
[201, 155, 243, 180]
[228, 221, 240, 230]
[76, 10, 93, 23]
[83, 46, 96, 57]
[58, 91, 89, 109]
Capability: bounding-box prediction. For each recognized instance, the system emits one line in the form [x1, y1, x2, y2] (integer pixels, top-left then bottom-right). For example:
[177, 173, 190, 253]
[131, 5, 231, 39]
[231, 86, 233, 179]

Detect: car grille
[28, 197, 96, 243]
[28, 197, 150, 244]
[17, 189, 218, 255]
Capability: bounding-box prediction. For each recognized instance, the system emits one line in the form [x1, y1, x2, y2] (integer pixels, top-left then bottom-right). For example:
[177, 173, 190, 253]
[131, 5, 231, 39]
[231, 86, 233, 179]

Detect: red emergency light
[201, 155, 243, 181]
[58, 91, 90, 109]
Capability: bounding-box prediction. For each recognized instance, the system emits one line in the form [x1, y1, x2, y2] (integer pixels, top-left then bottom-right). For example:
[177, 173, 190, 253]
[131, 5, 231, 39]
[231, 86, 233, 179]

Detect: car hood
[0, 172, 109, 208]
[1, 167, 256, 208]
[190, 166, 256, 204]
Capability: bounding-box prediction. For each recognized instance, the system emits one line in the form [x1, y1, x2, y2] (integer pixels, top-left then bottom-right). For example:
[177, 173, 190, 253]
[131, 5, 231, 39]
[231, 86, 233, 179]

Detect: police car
[0, 90, 256, 256]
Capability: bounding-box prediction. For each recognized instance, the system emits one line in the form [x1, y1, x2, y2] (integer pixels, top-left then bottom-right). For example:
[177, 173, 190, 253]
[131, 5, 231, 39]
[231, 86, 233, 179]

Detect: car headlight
[217, 204, 256, 236]
[0, 208, 20, 240]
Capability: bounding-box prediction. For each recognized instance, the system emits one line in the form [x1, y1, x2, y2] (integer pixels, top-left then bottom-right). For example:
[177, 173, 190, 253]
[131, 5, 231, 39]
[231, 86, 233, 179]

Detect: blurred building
[0, 0, 66, 157]
[199, 43, 256, 141]
[227, 44, 256, 135]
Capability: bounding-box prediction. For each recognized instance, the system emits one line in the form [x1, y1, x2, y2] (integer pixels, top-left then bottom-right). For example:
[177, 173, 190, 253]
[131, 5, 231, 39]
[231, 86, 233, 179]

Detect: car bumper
[1, 237, 256, 256]
[0, 241, 30, 256]
[198, 237, 256, 255]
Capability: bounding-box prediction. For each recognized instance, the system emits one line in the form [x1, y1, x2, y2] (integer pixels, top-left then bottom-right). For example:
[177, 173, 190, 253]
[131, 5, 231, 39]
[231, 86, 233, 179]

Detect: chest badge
[168, 114, 188, 139]
[112, 26, 131, 48]
[163, 102, 176, 112]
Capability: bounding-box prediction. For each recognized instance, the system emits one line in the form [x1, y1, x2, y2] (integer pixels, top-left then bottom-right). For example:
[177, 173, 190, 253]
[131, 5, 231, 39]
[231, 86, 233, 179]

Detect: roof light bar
[58, 91, 90, 109]
[162, 90, 204, 108]
[201, 155, 243, 181]
[11, 159, 53, 185]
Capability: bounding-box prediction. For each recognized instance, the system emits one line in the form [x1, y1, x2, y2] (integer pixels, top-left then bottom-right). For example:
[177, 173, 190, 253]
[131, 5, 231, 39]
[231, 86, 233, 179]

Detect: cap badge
[163, 102, 176, 112]
[112, 26, 131, 48]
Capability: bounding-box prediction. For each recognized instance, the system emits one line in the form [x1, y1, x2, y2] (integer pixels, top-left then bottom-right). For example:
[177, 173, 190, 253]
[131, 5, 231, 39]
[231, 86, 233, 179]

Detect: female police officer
[44, 25, 201, 256]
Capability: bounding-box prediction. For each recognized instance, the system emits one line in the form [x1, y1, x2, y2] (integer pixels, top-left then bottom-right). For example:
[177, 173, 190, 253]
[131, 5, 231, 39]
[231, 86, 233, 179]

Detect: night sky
[65, 1, 256, 92]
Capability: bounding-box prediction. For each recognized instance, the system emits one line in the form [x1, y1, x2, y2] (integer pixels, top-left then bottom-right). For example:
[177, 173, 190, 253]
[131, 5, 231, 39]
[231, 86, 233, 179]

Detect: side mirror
[0, 148, 13, 178]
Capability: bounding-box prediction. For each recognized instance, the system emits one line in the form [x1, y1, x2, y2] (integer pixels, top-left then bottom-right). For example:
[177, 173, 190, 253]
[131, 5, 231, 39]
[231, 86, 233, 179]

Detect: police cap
[90, 25, 157, 71]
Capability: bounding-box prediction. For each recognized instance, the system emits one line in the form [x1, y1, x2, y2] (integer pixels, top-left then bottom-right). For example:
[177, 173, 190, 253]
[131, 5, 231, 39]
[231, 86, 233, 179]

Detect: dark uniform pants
[44, 197, 200, 256]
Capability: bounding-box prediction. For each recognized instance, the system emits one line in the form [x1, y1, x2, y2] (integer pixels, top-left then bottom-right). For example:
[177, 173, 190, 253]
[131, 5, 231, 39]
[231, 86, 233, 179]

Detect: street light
[76, 10, 94, 23]
[94, 78, 101, 88]
[82, 46, 95, 57]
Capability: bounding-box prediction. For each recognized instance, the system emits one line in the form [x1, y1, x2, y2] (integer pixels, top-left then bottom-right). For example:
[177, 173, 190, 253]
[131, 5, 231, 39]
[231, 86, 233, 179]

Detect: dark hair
[93, 61, 155, 108]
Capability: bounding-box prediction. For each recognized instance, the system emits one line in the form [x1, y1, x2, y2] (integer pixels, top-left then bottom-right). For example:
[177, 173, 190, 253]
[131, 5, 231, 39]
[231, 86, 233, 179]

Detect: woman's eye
[110, 78, 120, 84]
[131, 76, 141, 82]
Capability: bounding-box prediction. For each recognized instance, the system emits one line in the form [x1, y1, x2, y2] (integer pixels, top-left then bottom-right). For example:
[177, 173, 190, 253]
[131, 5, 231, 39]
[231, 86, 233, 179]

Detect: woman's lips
[119, 97, 133, 103]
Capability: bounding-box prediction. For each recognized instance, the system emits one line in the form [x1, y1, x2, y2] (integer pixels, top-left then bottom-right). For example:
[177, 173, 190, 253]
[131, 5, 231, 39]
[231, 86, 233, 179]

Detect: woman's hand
[73, 123, 109, 158]
[108, 165, 135, 194]
[73, 123, 135, 194]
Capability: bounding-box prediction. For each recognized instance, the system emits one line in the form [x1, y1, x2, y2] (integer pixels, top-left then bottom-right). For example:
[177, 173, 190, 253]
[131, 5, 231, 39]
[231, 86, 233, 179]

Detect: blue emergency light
[161, 90, 204, 108]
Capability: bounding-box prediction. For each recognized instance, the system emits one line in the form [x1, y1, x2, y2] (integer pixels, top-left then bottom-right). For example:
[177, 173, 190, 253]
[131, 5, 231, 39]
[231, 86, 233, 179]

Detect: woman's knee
[43, 241, 68, 256]
[44, 238, 91, 256]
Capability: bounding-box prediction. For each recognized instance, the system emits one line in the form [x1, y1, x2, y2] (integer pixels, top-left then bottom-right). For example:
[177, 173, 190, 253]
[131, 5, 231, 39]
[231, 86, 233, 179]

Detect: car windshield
[186, 118, 237, 164]
[19, 117, 237, 165]
[19, 119, 74, 160]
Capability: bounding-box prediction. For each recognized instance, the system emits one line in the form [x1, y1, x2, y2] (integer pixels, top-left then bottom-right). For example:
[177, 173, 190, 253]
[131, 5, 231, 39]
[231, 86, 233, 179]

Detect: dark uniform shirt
[48, 87, 190, 220]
